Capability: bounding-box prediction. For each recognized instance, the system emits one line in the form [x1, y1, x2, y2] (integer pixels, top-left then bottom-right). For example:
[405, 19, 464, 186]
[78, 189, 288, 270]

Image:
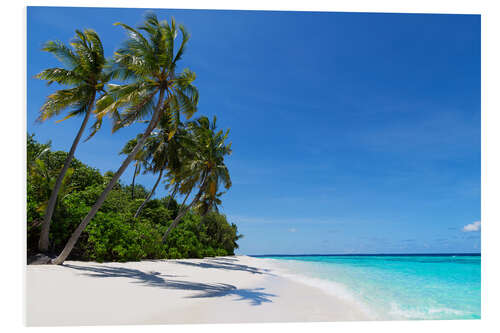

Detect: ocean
[253, 254, 481, 320]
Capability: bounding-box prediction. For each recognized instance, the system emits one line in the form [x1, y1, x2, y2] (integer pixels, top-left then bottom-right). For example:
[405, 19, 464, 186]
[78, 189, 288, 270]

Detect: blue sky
[27, 7, 481, 255]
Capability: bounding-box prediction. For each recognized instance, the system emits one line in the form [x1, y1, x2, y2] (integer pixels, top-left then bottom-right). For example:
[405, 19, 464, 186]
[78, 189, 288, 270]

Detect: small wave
[429, 307, 464, 315]
[260, 256, 479, 321]
[389, 302, 465, 319]
[267, 260, 378, 319]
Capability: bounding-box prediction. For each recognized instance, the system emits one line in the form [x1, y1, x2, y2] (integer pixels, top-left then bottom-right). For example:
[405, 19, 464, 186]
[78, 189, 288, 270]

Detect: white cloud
[463, 221, 481, 232]
[288, 228, 297, 233]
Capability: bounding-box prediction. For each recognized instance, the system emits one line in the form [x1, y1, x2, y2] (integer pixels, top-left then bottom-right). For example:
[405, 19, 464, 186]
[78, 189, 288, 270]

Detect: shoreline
[26, 255, 371, 326]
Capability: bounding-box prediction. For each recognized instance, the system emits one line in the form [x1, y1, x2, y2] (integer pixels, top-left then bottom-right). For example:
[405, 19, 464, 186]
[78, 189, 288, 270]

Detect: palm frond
[37, 87, 89, 122]
[112, 87, 159, 131]
[35, 68, 83, 86]
[172, 24, 190, 65]
[37, 28, 108, 138]
[41, 40, 79, 68]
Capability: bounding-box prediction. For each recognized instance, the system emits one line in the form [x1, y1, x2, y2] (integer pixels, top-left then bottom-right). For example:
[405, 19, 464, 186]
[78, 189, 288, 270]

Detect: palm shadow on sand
[64, 264, 276, 306]
[173, 258, 273, 275]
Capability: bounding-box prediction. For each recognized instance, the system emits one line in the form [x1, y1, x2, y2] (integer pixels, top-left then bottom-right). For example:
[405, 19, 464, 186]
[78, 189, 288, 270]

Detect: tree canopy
[27, 134, 241, 262]
[30, 13, 237, 264]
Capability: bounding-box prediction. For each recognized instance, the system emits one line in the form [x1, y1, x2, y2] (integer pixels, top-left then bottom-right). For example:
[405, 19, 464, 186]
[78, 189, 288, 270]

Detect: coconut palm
[52, 14, 198, 264]
[30, 158, 75, 226]
[162, 116, 232, 243]
[133, 116, 185, 218]
[196, 191, 224, 216]
[35, 29, 109, 253]
[196, 191, 225, 230]
[28, 146, 75, 237]
[132, 135, 167, 218]
[120, 135, 148, 200]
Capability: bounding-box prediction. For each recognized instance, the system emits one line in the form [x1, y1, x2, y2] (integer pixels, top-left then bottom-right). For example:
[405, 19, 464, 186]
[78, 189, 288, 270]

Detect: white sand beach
[26, 255, 370, 326]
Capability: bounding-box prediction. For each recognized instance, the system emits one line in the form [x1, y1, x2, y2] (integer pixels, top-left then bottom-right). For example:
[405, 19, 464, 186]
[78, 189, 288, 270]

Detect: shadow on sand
[64, 263, 276, 306]
[173, 257, 272, 275]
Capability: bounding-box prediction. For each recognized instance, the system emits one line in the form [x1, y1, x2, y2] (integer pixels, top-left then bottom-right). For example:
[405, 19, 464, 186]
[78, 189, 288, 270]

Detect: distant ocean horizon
[251, 253, 481, 320]
[250, 252, 481, 257]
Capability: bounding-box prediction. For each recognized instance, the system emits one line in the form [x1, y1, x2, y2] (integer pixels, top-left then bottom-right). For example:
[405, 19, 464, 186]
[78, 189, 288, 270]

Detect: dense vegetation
[30, 14, 239, 264]
[27, 134, 242, 262]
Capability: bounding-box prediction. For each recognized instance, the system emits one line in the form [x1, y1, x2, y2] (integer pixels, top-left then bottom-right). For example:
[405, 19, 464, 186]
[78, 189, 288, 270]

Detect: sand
[26, 255, 371, 326]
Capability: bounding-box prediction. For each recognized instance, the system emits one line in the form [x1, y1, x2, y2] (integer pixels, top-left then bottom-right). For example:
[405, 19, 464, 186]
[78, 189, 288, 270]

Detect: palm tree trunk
[131, 163, 138, 200]
[134, 168, 163, 218]
[38, 94, 95, 253]
[52, 90, 165, 265]
[197, 210, 210, 230]
[165, 184, 178, 211]
[162, 183, 205, 243]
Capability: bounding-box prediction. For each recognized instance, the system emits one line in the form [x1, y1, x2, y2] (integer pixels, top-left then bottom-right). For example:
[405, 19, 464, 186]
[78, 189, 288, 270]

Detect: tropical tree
[35, 29, 109, 253]
[30, 155, 75, 218]
[196, 191, 224, 216]
[120, 135, 147, 200]
[134, 116, 186, 218]
[52, 13, 198, 264]
[162, 116, 232, 243]
[195, 191, 225, 229]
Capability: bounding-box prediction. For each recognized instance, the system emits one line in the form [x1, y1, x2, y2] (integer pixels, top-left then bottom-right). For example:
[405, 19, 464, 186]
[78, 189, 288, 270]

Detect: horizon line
[248, 252, 481, 257]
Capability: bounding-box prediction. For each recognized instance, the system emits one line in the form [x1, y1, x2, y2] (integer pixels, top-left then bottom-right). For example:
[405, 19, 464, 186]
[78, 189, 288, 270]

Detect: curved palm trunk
[38, 95, 95, 253]
[197, 210, 210, 230]
[131, 164, 138, 200]
[198, 203, 220, 230]
[52, 90, 165, 265]
[165, 184, 178, 211]
[197, 215, 206, 231]
[162, 184, 205, 243]
[134, 168, 164, 218]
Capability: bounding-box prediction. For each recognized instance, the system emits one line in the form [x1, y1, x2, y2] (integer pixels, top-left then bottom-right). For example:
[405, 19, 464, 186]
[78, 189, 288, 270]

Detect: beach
[26, 255, 370, 326]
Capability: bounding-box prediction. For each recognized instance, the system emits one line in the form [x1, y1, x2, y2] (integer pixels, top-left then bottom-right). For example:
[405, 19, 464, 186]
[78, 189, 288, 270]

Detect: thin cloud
[466, 234, 480, 240]
[288, 228, 297, 233]
[463, 221, 481, 232]
[229, 215, 345, 225]
[434, 238, 448, 242]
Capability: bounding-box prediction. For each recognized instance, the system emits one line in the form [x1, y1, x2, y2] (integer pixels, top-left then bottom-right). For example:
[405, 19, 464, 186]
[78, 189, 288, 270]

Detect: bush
[85, 212, 165, 262]
[27, 134, 242, 262]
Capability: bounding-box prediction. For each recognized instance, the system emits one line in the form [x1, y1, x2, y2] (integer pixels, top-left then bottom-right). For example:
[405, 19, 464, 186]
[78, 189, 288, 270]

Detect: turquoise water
[256, 254, 480, 320]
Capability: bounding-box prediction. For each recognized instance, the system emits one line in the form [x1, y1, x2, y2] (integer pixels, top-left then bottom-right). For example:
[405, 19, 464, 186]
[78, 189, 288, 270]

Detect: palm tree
[52, 14, 198, 265]
[30, 154, 75, 230]
[162, 116, 232, 243]
[120, 135, 147, 200]
[28, 145, 74, 236]
[35, 29, 109, 253]
[195, 190, 225, 229]
[134, 116, 186, 218]
[196, 191, 224, 216]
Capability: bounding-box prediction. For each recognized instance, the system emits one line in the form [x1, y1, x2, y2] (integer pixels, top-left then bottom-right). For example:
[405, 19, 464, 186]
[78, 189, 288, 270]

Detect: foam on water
[256, 254, 481, 320]
[267, 261, 377, 319]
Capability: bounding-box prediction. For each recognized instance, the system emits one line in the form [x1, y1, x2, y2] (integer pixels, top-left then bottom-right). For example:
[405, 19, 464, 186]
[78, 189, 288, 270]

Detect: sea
[252, 254, 480, 320]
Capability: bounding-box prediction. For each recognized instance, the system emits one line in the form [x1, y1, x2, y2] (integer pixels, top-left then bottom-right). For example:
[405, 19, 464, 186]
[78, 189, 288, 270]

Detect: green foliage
[85, 212, 166, 262]
[201, 212, 242, 255]
[95, 13, 198, 136]
[35, 29, 110, 141]
[27, 133, 241, 261]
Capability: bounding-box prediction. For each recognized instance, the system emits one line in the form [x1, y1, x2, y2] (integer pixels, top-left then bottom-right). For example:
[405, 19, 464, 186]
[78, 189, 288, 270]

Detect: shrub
[27, 134, 242, 262]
